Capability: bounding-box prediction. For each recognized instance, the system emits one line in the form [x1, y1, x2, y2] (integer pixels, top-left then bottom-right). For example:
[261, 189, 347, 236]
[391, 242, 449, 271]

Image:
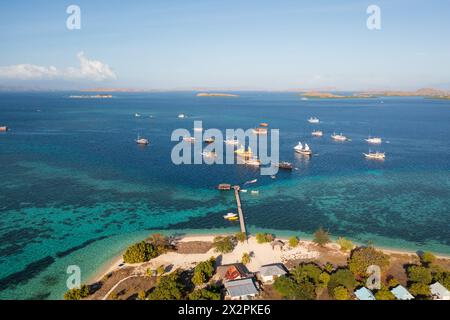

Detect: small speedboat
[251, 190, 259, 195]
[277, 162, 293, 170]
[224, 212, 238, 220]
[244, 179, 258, 185]
[259, 123, 269, 127]
[224, 139, 240, 145]
[135, 113, 141, 118]
[240, 189, 248, 193]
[312, 130, 323, 137]
[178, 114, 186, 119]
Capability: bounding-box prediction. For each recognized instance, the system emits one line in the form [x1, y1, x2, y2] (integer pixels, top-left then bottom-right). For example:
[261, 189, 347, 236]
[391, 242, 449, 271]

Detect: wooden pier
[233, 185, 247, 236]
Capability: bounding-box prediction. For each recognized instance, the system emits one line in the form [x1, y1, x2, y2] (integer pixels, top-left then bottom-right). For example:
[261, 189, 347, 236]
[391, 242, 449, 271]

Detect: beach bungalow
[216, 263, 253, 282]
[390, 285, 414, 300]
[259, 264, 287, 284]
[429, 282, 450, 300]
[354, 287, 376, 300]
[224, 277, 259, 300]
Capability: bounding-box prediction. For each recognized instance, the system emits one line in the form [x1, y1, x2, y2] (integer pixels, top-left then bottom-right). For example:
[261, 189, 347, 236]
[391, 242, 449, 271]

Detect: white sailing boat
[364, 150, 386, 160]
[135, 134, 149, 145]
[331, 132, 348, 141]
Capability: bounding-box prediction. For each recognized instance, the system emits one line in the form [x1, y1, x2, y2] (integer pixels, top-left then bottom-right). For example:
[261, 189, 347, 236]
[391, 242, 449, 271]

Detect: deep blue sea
[0, 92, 449, 299]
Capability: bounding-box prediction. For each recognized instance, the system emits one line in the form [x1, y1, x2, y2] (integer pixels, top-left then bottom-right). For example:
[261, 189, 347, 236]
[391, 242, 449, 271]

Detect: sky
[0, 0, 450, 91]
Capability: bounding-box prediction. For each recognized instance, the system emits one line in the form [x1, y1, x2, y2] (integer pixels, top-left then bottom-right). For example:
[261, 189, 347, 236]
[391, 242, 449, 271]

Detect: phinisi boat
[135, 135, 149, 145]
[294, 142, 312, 156]
[277, 161, 293, 170]
[312, 130, 323, 137]
[331, 132, 348, 141]
[308, 117, 320, 124]
[364, 151, 386, 160]
[235, 145, 253, 157]
[365, 136, 382, 144]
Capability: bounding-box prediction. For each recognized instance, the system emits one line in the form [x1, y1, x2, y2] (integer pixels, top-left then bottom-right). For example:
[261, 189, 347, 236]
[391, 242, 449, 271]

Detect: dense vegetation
[192, 257, 216, 286]
[348, 246, 390, 277]
[148, 272, 185, 300]
[123, 234, 171, 264]
[64, 285, 90, 300]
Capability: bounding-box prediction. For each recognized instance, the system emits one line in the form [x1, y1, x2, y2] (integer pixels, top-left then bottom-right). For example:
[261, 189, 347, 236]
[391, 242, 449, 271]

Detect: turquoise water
[0, 92, 449, 299]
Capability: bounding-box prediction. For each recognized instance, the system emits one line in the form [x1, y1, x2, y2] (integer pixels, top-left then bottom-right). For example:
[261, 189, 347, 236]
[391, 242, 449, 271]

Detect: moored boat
[0, 126, 8, 132]
[252, 127, 268, 135]
[183, 136, 196, 143]
[331, 132, 348, 141]
[135, 135, 149, 145]
[178, 114, 186, 118]
[224, 139, 240, 145]
[204, 137, 215, 144]
[224, 212, 238, 220]
[259, 122, 269, 127]
[364, 151, 386, 160]
[365, 136, 382, 144]
[308, 117, 320, 124]
[277, 161, 293, 170]
[244, 157, 261, 166]
[312, 130, 323, 137]
[294, 142, 312, 155]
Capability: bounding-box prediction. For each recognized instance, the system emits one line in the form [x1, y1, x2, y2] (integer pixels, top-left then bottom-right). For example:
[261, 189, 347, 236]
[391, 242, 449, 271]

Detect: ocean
[0, 92, 449, 299]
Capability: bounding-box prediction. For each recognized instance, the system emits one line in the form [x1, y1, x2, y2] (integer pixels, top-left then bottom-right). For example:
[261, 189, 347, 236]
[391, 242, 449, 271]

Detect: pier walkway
[233, 186, 247, 236]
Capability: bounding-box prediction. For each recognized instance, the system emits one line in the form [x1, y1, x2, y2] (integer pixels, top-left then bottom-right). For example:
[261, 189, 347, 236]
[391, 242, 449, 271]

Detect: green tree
[313, 227, 330, 246]
[156, 265, 165, 277]
[192, 257, 216, 286]
[291, 263, 322, 285]
[348, 246, 390, 277]
[235, 232, 246, 243]
[188, 285, 221, 300]
[241, 252, 251, 265]
[319, 272, 331, 288]
[407, 265, 432, 284]
[212, 236, 235, 254]
[420, 252, 436, 266]
[273, 276, 316, 300]
[328, 269, 358, 296]
[337, 237, 354, 252]
[63, 285, 90, 300]
[333, 286, 349, 300]
[137, 290, 147, 300]
[375, 288, 395, 300]
[409, 282, 431, 298]
[123, 241, 158, 264]
[288, 236, 299, 248]
[148, 272, 185, 300]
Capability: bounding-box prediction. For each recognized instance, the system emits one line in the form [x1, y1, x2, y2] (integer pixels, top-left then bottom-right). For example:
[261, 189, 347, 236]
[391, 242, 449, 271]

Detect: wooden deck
[233, 186, 247, 236]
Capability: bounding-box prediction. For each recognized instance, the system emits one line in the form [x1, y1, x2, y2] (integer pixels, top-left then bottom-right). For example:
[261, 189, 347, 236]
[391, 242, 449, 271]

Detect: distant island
[301, 92, 374, 99]
[69, 94, 113, 99]
[301, 88, 450, 100]
[196, 93, 239, 97]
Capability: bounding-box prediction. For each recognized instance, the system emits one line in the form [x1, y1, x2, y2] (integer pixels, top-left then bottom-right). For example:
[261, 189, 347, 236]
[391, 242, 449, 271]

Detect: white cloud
[0, 52, 116, 81]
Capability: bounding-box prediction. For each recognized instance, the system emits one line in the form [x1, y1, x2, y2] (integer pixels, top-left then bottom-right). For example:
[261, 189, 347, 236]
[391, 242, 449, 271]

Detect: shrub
[241, 252, 251, 265]
[235, 232, 246, 243]
[407, 265, 432, 284]
[255, 233, 274, 244]
[288, 236, 299, 248]
[323, 263, 335, 273]
[212, 236, 235, 254]
[137, 290, 147, 300]
[387, 277, 400, 289]
[348, 246, 390, 277]
[333, 286, 349, 300]
[313, 227, 330, 246]
[64, 285, 90, 300]
[375, 288, 395, 300]
[337, 237, 354, 252]
[319, 272, 331, 288]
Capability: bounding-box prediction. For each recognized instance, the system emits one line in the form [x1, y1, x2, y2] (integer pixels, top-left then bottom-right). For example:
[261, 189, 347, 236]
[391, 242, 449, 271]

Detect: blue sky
[1, 0, 450, 90]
